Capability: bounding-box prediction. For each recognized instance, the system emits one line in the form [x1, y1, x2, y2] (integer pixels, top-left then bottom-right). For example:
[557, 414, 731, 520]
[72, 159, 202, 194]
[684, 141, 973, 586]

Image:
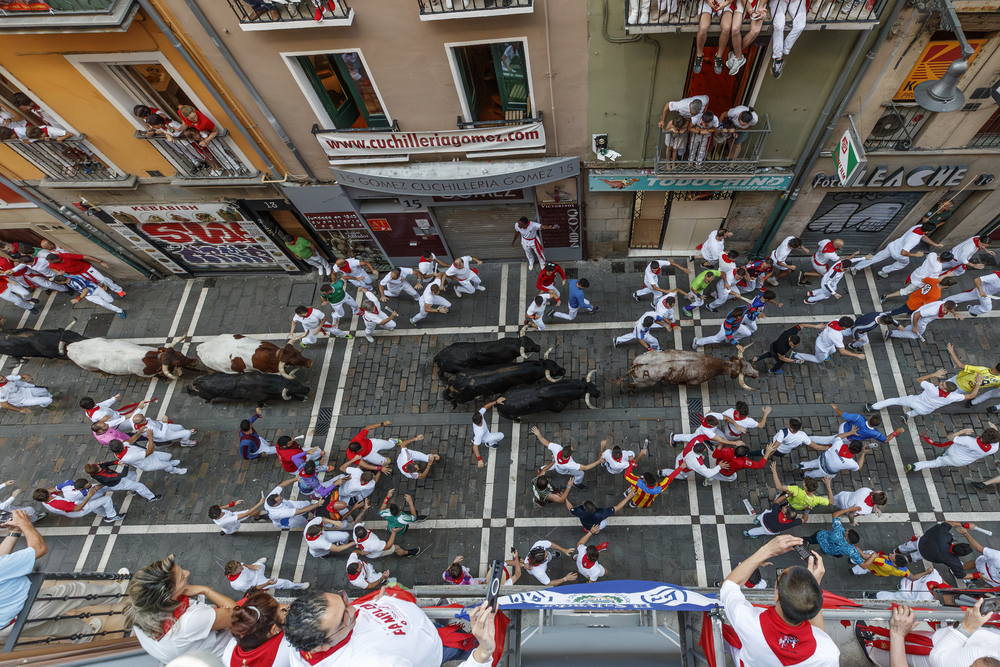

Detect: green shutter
[492, 42, 529, 117]
[331, 54, 388, 128]
[454, 46, 479, 122]
[297, 55, 360, 130]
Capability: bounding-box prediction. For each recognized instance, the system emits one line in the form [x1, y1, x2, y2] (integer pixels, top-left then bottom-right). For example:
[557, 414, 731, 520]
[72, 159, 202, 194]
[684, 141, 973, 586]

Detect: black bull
[187, 373, 311, 404]
[443, 359, 566, 405]
[496, 374, 600, 421]
[0, 327, 87, 360]
[433, 336, 541, 378]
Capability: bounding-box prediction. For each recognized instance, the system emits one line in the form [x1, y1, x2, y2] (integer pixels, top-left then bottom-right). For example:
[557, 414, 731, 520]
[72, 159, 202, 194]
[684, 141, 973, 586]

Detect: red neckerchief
[347, 566, 364, 581]
[41, 127, 50, 137]
[300, 630, 354, 666]
[652, 265, 661, 275]
[913, 228, 925, 237]
[938, 305, 947, 318]
[864, 494, 875, 507]
[113, 448, 127, 461]
[557, 450, 571, 464]
[977, 437, 994, 453]
[758, 607, 818, 666]
[700, 417, 713, 428]
[305, 307, 315, 318]
[696, 455, 705, 466]
[821, 242, 835, 253]
[299, 470, 315, 478]
[721, 252, 732, 263]
[85, 406, 100, 417]
[682, 434, 711, 457]
[974, 237, 982, 248]
[733, 411, 745, 421]
[231, 631, 284, 667]
[828, 321, 843, 331]
[776, 511, 795, 525]
[611, 452, 622, 461]
[226, 571, 242, 582]
[158, 596, 190, 639]
[837, 443, 853, 458]
[938, 387, 951, 398]
[446, 570, 465, 584]
[581, 554, 597, 569]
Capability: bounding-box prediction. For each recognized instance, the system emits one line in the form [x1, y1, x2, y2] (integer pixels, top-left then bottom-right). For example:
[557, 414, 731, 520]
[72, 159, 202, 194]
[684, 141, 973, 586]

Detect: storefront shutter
[432, 204, 536, 260]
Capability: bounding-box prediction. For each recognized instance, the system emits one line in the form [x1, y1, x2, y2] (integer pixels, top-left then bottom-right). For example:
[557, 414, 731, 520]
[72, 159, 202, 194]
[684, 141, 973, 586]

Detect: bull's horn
[161, 364, 179, 381]
[543, 347, 553, 360]
[545, 369, 560, 383]
[281, 388, 291, 400]
[58, 341, 66, 356]
[288, 330, 307, 346]
[737, 374, 758, 392]
[278, 361, 295, 380]
[586, 370, 596, 382]
[585, 392, 598, 409]
[735, 342, 753, 359]
[518, 326, 528, 359]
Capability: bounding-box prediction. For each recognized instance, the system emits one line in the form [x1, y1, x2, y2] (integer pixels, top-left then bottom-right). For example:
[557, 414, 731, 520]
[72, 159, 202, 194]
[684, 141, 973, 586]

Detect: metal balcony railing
[654, 114, 769, 174]
[1, 137, 128, 184]
[457, 111, 542, 129]
[224, 0, 351, 27]
[134, 129, 257, 181]
[3, 570, 132, 654]
[968, 109, 1000, 149]
[0, 0, 113, 15]
[863, 102, 932, 152]
[625, 0, 884, 29]
[417, 0, 532, 17]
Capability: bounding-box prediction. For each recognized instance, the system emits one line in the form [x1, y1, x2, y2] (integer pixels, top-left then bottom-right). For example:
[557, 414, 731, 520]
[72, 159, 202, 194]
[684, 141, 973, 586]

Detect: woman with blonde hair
[222, 590, 292, 667]
[125, 554, 235, 663]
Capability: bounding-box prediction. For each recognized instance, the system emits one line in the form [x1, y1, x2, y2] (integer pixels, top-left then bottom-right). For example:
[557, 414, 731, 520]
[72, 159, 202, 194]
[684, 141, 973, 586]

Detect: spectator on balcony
[133, 105, 167, 133]
[178, 106, 218, 147]
[688, 109, 719, 166]
[769, 0, 808, 78]
[12, 93, 65, 131]
[0, 108, 28, 135]
[145, 114, 185, 142]
[628, 0, 675, 24]
[663, 116, 689, 163]
[238, 0, 279, 21]
[725, 106, 759, 158]
[727, 0, 766, 75]
[695, 0, 737, 75]
[176, 127, 223, 176]
[710, 118, 737, 161]
[0, 127, 26, 142]
[23, 126, 70, 144]
[658, 94, 708, 126]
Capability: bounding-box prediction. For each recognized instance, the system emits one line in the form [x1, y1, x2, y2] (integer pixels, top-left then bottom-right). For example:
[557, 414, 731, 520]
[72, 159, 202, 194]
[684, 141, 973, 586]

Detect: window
[105, 63, 198, 125]
[296, 53, 388, 129]
[968, 108, 1000, 148]
[451, 40, 530, 123]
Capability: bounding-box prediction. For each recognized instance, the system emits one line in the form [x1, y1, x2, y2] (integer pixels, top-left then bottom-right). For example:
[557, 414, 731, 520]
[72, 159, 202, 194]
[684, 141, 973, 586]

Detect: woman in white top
[222, 590, 294, 667]
[125, 555, 236, 663]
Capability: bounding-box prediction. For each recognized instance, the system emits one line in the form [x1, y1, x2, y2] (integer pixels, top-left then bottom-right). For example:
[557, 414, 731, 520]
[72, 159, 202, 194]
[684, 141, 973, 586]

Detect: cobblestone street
[3, 257, 999, 599]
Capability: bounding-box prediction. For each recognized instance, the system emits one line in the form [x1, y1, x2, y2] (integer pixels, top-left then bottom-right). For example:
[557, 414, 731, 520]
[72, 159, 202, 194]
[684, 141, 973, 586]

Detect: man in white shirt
[284, 591, 500, 667]
[659, 437, 728, 482]
[721, 402, 770, 440]
[670, 413, 745, 448]
[79, 393, 136, 429]
[532, 426, 601, 491]
[658, 94, 709, 124]
[852, 223, 936, 277]
[265, 478, 321, 529]
[130, 408, 196, 447]
[599, 439, 647, 475]
[575, 528, 608, 583]
[721, 534, 840, 667]
[338, 465, 380, 506]
[353, 523, 419, 559]
[397, 444, 439, 480]
[511, 216, 557, 269]
[223, 557, 308, 592]
[689, 110, 720, 165]
[832, 487, 887, 524]
[344, 551, 388, 590]
[951, 270, 1000, 316]
[799, 435, 868, 479]
[792, 317, 865, 364]
[632, 259, 691, 304]
[799, 238, 855, 286]
[208, 497, 265, 536]
[941, 235, 994, 277]
[108, 432, 187, 475]
[758, 418, 820, 458]
[445, 255, 485, 297]
[768, 235, 804, 284]
[334, 256, 377, 288]
[304, 517, 355, 558]
[905, 426, 1000, 473]
[928, 599, 1000, 667]
[887, 299, 961, 342]
[289, 305, 335, 347]
[725, 106, 759, 157]
[471, 398, 505, 467]
[378, 267, 420, 303]
[868, 368, 983, 418]
[410, 280, 451, 326]
[524, 293, 551, 331]
[0, 374, 53, 411]
[804, 259, 852, 304]
[358, 299, 398, 342]
[32, 484, 125, 523]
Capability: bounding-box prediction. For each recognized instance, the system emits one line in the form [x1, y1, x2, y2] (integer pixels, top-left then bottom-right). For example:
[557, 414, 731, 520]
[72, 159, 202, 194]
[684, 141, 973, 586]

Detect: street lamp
[911, 0, 976, 113]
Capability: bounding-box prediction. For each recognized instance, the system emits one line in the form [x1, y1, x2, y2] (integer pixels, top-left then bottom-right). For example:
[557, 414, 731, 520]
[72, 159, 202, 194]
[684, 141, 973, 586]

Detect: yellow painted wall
[0, 9, 267, 180]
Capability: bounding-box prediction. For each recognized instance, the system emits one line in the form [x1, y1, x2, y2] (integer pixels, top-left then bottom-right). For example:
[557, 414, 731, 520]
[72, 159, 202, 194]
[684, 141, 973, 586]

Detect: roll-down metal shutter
[432, 204, 536, 260]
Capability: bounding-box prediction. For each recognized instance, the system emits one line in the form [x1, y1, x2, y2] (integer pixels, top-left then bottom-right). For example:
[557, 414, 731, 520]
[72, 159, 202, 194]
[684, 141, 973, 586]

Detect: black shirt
[918, 523, 966, 577]
[772, 326, 802, 356]
[570, 505, 616, 530]
[88, 462, 128, 488]
[762, 502, 802, 533]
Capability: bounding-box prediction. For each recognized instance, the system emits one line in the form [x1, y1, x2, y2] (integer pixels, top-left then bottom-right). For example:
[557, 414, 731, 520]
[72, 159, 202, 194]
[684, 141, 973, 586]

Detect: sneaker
[612, 336, 618, 349]
[705, 306, 718, 313]
[590, 305, 601, 313]
[772, 58, 784, 78]
[297, 582, 311, 590]
[879, 293, 888, 303]
[551, 551, 562, 560]
[88, 617, 103, 636]
[883, 330, 892, 342]
[118, 311, 127, 319]
[988, 406, 999, 414]
[973, 481, 987, 490]
[117, 291, 126, 297]
[692, 339, 699, 351]
[633, 292, 640, 302]
[743, 530, 759, 538]
[714, 55, 723, 74]
[104, 513, 126, 523]
[476, 285, 486, 292]
[416, 514, 428, 521]
[877, 271, 889, 279]
[766, 278, 779, 287]
[965, 400, 974, 409]
[750, 356, 759, 363]
[28, 307, 39, 315]
[628, 501, 638, 508]
[803, 298, 812, 305]
[407, 547, 421, 557]
[864, 402, 874, 412]
[969, 309, 979, 317]
[729, 55, 746, 76]
[702, 478, 713, 487]
[726, 51, 736, 69]
[181, 441, 197, 447]
[847, 345, 862, 353]
[33, 512, 46, 522]
[575, 483, 588, 491]
[149, 493, 164, 502]
[841, 0, 860, 12]
[693, 55, 704, 73]
[344, 333, 354, 339]
[116, 568, 131, 596]
[796, 271, 811, 286]
[668, 431, 676, 447]
[365, 334, 374, 343]
[454, 289, 462, 298]
[904, 464, 914, 473]
[300, 341, 309, 348]
[768, 368, 784, 375]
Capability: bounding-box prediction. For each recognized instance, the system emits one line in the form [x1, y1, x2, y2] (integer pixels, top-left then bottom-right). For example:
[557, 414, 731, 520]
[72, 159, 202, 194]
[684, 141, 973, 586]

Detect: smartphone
[486, 560, 504, 612]
[793, 544, 813, 561]
[981, 599, 999, 615]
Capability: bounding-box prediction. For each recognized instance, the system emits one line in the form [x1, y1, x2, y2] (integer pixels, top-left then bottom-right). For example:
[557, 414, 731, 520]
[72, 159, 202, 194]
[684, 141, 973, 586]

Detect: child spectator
[663, 116, 689, 162]
[688, 110, 719, 166]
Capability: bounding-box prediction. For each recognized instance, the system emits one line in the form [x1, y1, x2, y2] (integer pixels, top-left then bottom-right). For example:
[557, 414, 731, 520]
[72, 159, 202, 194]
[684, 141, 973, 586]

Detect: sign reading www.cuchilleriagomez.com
[315, 122, 546, 160]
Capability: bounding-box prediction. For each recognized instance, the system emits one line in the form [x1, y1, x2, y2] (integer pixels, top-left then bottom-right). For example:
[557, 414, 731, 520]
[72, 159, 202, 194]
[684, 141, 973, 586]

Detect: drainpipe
[0, 175, 163, 279]
[752, 0, 907, 256]
[172, 0, 318, 182]
[136, 0, 283, 181]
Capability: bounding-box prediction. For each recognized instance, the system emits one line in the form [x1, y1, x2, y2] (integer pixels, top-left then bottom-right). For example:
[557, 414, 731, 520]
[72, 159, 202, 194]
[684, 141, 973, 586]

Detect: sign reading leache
[588, 173, 793, 192]
[894, 39, 987, 102]
[811, 164, 997, 189]
[317, 123, 545, 159]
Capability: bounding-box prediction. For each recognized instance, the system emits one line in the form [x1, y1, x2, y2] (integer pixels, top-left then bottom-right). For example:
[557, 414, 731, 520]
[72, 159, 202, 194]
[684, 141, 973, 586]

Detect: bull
[496, 370, 600, 421]
[196, 333, 312, 379]
[624, 345, 758, 391]
[433, 335, 541, 378]
[442, 347, 566, 407]
[0, 318, 87, 361]
[66, 336, 198, 380]
[187, 373, 311, 404]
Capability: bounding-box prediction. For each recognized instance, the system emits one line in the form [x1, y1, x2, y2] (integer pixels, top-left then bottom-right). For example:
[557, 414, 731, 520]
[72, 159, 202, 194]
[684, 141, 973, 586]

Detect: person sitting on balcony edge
[769, 0, 808, 78]
[726, 0, 766, 76]
[628, 0, 676, 24]
[695, 0, 738, 75]
[238, 0, 279, 20]
[178, 105, 218, 147]
[12, 93, 65, 130]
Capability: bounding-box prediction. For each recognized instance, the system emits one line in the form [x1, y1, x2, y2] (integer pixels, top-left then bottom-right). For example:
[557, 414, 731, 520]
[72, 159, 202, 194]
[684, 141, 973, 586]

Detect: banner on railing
[316, 122, 545, 159]
[498, 580, 717, 611]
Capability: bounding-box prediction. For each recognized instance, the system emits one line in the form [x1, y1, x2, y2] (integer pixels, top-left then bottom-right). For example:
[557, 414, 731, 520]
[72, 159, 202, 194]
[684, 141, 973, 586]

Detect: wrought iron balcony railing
[654, 114, 769, 174]
[224, 0, 353, 29]
[0, 0, 137, 31]
[625, 0, 884, 30]
[417, 0, 532, 19]
[134, 129, 258, 182]
[1, 136, 130, 185]
[863, 103, 932, 152]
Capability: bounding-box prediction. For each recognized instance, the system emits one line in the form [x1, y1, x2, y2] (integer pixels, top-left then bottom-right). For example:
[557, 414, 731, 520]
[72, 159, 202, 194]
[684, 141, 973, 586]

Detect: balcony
[1, 136, 136, 189]
[223, 0, 353, 31]
[625, 0, 884, 32]
[864, 103, 932, 152]
[653, 115, 770, 174]
[0, 0, 139, 32]
[134, 130, 261, 185]
[417, 0, 533, 20]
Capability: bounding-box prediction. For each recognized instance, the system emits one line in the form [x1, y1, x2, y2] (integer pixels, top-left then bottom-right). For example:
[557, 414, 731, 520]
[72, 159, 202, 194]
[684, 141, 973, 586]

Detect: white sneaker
[726, 51, 735, 69]
[729, 55, 746, 76]
[297, 582, 310, 590]
[256, 557, 268, 565]
[365, 334, 374, 343]
[476, 285, 486, 291]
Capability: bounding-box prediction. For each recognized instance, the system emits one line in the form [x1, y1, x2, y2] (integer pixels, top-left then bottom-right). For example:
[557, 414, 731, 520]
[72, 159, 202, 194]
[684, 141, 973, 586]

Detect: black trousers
[755, 343, 786, 372]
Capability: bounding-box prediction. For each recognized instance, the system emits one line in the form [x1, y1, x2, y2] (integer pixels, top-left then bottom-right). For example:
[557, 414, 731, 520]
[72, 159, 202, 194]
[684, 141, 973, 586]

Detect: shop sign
[305, 212, 366, 231]
[811, 164, 994, 189]
[894, 40, 987, 102]
[801, 191, 926, 252]
[317, 122, 545, 160]
[430, 190, 524, 202]
[835, 126, 866, 186]
[302, 212, 391, 272]
[588, 173, 793, 191]
[537, 203, 581, 249]
[103, 203, 297, 274]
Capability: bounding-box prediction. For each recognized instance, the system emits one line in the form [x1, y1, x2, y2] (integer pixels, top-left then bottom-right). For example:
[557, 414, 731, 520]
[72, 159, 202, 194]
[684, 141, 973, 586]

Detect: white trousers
[7, 388, 53, 407]
[952, 289, 994, 316]
[971, 387, 1000, 410]
[852, 248, 907, 274]
[24, 273, 67, 292]
[363, 317, 397, 336]
[384, 282, 419, 300]
[553, 300, 593, 321]
[887, 317, 934, 341]
[615, 329, 660, 350]
[50, 495, 118, 519]
[110, 471, 156, 501]
[871, 395, 930, 418]
[897, 538, 923, 561]
[707, 280, 736, 310]
[151, 423, 194, 445]
[805, 282, 841, 303]
[0, 582, 123, 644]
[477, 431, 505, 448]
[362, 438, 397, 466]
[1, 282, 33, 310]
[521, 238, 546, 267]
[792, 338, 836, 364]
[136, 451, 186, 475]
[694, 323, 751, 347]
[84, 286, 122, 314]
[411, 295, 451, 323]
[913, 445, 986, 471]
[770, 0, 807, 59]
[303, 254, 331, 276]
[329, 293, 360, 319]
[454, 274, 482, 295]
[83, 267, 122, 293]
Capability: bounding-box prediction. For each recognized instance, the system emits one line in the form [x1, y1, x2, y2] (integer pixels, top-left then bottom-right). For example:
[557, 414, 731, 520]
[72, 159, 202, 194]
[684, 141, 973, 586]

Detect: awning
[498, 580, 718, 611]
[330, 157, 579, 196]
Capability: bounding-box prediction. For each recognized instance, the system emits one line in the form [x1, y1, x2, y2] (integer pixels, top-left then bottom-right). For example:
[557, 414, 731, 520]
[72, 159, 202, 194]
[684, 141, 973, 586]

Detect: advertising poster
[104, 202, 298, 274]
[304, 211, 391, 272]
[537, 202, 582, 251]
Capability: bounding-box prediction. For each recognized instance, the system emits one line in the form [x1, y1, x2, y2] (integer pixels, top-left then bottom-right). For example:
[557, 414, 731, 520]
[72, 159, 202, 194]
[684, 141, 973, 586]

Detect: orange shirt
[905, 277, 940, 311]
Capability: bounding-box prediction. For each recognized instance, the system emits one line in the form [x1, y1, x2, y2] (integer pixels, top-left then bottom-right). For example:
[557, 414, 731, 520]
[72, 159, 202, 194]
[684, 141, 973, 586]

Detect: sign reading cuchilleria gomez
[316, 123, 546, 159]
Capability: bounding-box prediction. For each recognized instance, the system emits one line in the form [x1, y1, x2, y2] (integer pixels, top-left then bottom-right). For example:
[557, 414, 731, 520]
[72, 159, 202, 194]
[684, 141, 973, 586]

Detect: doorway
[661, 191, 733, 253]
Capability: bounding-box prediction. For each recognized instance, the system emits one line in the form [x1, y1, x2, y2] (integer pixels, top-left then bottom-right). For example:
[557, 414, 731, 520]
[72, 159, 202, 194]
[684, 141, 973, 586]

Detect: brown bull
[625, 345, 759, 390]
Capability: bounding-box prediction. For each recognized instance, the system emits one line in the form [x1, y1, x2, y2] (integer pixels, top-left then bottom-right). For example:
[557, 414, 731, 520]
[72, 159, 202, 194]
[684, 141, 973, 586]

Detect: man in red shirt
[536, 262, 566, 303]
[47, 252, 125, 296]
[704, 441, 779, 486]
[345, 420, 409, 468]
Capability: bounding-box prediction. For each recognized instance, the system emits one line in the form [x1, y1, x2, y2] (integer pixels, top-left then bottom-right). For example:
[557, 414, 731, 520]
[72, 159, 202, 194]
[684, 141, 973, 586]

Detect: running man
[532, 426, 601, 492]
[553, 278, 599, 321]
[334, 256, 377, 288]
[445, 256, 485, 297]
[768, 235, 805, 284]
[851, 222, 936, 277]
[632, 260, 691, 304]
[905, 425, 1000, 474]
[866, 368, 983, 419]
[793, 317, 865, 364]
[613, 312, 669, 351]
[511, 216, 558, 270]
[471, 398, 506, 467]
